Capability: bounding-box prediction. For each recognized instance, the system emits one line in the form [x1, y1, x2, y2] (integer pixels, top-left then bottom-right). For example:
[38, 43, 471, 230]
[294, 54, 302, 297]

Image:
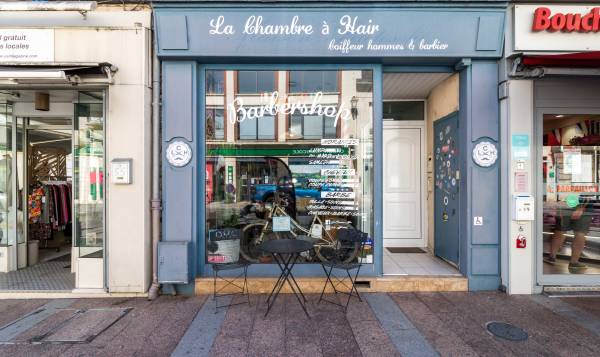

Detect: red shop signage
[532, 7, 600, 32]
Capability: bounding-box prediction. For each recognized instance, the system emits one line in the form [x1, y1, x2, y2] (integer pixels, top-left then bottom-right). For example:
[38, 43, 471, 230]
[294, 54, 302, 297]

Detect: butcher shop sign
[514, 5, 600, 52]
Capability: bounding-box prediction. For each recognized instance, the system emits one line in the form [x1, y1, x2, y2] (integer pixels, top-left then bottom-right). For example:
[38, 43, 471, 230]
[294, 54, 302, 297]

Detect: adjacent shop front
[155, 1, 506, 294]
[0, 5, 152, 295]
[503, 4, 600, 294]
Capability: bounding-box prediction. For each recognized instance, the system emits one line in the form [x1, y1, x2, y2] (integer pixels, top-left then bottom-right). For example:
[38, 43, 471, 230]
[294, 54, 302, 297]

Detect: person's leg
[550, 230, 567, 259]
[570, 231, 586, 263]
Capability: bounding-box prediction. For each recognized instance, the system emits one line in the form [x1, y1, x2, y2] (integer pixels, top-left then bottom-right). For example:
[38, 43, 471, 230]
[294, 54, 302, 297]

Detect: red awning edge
[522, 52, 600, 68]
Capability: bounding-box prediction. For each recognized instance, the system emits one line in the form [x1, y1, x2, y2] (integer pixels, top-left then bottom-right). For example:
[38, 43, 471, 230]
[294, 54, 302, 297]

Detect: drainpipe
[148, 17, 162, 300]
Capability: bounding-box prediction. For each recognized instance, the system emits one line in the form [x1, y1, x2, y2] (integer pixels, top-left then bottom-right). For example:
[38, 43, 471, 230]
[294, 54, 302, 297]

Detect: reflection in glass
[0, 103, 12, 247]
[74, 93, 104, 258]
[543, 114, 600, 275]
[205, 70, 373, 265]
[237, 71, 275, 94]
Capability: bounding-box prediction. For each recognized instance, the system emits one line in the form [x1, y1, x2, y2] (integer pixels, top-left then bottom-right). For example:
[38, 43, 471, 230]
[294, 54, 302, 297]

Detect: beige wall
[43, 9, 151, 292]
[425, 74, 459, 251]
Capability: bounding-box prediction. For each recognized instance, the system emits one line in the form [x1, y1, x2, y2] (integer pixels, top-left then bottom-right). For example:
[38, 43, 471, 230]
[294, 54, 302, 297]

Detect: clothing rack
[28, 180, 73, 249]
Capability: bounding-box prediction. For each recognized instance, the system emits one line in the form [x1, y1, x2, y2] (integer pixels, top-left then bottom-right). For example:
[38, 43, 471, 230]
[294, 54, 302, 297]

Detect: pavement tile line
[171, 296, 230, 357]
[529, 295, 600, 337]
[0, 299, 74, 343]
[36, 307, 133, 344]
[365, 293, 439, 357]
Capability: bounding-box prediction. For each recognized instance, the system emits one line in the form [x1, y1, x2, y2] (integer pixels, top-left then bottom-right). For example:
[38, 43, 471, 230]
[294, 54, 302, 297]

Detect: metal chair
[318, 227, 369, 311]
[211, 261, 251, 313]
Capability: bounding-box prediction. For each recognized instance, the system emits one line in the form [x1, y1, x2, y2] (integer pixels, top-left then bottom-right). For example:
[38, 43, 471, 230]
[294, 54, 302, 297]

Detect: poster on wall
[0, 29, 54, 63]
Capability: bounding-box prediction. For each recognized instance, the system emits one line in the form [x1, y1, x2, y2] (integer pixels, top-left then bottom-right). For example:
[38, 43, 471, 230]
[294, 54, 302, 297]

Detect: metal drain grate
[486, 322, 528, 341]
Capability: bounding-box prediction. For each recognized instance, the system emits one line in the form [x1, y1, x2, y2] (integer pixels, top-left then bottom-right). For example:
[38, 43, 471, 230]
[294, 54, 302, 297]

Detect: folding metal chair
[212, 261, 251, 313]
[318, 227, 369, 311]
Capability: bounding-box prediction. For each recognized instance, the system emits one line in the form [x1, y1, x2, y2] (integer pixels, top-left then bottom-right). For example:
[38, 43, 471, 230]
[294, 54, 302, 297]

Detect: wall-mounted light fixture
[350, 96, 358, 120]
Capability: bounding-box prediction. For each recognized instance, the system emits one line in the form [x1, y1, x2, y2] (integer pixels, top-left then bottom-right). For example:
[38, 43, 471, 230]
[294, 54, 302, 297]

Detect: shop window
[238, 114, 275, 140]
[289, 70, 338, 93]
[356, 70, 373, 93]
[237, 71, 275, 94]
[205, 69, 374, 266]
[542, 113, 600, 275]
[383, 101, 424, 121]
[289, 112, 337, 140]
[206, 70, 225, 94]
[206, 107, 225, 140]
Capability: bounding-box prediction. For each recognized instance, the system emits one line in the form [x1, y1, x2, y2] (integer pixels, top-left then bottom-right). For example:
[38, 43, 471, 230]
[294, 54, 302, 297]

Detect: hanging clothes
[28, 181, 72, 240]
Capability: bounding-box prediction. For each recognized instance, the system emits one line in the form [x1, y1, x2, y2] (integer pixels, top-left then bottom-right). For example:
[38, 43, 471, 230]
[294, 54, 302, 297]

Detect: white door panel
[383, 126, 423, 247]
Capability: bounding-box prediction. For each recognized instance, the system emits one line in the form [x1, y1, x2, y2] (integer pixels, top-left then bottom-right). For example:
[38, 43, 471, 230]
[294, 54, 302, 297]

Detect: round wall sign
[472, 141, 498, 167]
[166, 140, 192, 167]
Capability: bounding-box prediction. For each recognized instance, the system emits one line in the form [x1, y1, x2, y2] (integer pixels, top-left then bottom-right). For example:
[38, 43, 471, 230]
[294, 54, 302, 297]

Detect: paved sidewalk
[0, 292, 599, 356]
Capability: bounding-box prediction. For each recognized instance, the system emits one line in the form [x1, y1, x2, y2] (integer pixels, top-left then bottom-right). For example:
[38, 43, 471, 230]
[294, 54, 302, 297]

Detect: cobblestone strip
[171, 296, 230, 357]
[365, 293, 439, 357]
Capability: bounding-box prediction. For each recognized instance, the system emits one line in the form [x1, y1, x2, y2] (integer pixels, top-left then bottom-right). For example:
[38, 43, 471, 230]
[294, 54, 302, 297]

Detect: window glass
[238, 71, 275, 94]
[542, 114, 600, 275]
[206, 108, 224, 140]
[205, 69, 374, 265]
[257, 116, 275, 140]
[206, 70, 225, 94]
[74, 93, 105, 259]
[239, 117, 257, 140]
[383, 101, 424, 121]
[290, 71, 339, 93]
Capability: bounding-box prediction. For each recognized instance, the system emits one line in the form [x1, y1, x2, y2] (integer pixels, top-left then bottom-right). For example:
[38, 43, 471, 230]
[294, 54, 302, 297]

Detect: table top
[259, 239, 314, 254]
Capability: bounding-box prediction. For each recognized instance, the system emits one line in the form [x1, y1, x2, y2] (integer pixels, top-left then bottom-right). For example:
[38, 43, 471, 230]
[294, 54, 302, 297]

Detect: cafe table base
[265, 252, 310, 319]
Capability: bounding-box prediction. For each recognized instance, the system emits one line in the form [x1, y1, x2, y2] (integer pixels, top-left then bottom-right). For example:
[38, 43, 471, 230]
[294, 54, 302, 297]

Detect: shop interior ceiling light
[0, 1, 97, 12]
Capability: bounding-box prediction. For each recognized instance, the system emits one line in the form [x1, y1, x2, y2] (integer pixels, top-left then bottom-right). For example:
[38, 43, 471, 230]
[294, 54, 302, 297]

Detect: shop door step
[195, 275, 467, 295]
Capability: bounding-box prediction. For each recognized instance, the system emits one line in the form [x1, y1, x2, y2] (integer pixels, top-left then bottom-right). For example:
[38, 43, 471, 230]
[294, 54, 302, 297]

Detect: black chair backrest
[337, 227, 364, 243]
[336, 227, 369, 261]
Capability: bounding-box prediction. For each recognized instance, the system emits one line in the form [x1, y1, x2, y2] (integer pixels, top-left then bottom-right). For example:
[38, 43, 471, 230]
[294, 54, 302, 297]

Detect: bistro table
[259, 238, 314, 318]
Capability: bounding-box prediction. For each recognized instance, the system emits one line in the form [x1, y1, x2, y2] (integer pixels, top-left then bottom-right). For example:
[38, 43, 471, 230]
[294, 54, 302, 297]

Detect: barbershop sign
[156, 9, 505, 57]
[514, 5, 600, 52]
[0, 29, 54, 63]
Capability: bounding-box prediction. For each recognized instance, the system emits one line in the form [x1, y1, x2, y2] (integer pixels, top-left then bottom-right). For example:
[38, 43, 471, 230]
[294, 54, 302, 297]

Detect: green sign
[207, 146, 349, 157]
[565, 194, 580, 208]
[512, 134, 529, 160]
[227, 165, 233, 184]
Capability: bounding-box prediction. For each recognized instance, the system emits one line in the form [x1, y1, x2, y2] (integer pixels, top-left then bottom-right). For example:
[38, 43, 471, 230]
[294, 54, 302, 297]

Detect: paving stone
[42, 308, 129, 343]
[348, 319, 401, 357]
[171, 296, 229, 357]
[13, 308, 79, 343]
[442, 292, 599, 357]
[0, 299, 74, 343]
[0, 299, 50, 327]
[390, 293, 479, 357]
[365, 293, 438, 357]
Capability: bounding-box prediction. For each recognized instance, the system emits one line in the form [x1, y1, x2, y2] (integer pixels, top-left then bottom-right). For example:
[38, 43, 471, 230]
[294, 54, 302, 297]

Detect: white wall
[504, 80, 535, 294]
[0, 7, 153, 292]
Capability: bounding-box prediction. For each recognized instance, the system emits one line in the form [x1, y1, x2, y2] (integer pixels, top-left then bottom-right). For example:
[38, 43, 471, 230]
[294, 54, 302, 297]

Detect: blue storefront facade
[154, 1, 507, 294]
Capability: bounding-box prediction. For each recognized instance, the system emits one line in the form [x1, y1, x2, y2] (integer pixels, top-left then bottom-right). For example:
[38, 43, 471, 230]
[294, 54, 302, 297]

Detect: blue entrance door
[434, 113, 460, 266]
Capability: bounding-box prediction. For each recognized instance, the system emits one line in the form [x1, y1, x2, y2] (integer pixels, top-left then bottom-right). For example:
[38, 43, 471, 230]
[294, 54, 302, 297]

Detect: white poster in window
[272, 216, 291, 232]
[571, 154, 592, 183]
[0, 29, 54, 63]
[310, 224, 323, 239]
[563, 148, 581, 175]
